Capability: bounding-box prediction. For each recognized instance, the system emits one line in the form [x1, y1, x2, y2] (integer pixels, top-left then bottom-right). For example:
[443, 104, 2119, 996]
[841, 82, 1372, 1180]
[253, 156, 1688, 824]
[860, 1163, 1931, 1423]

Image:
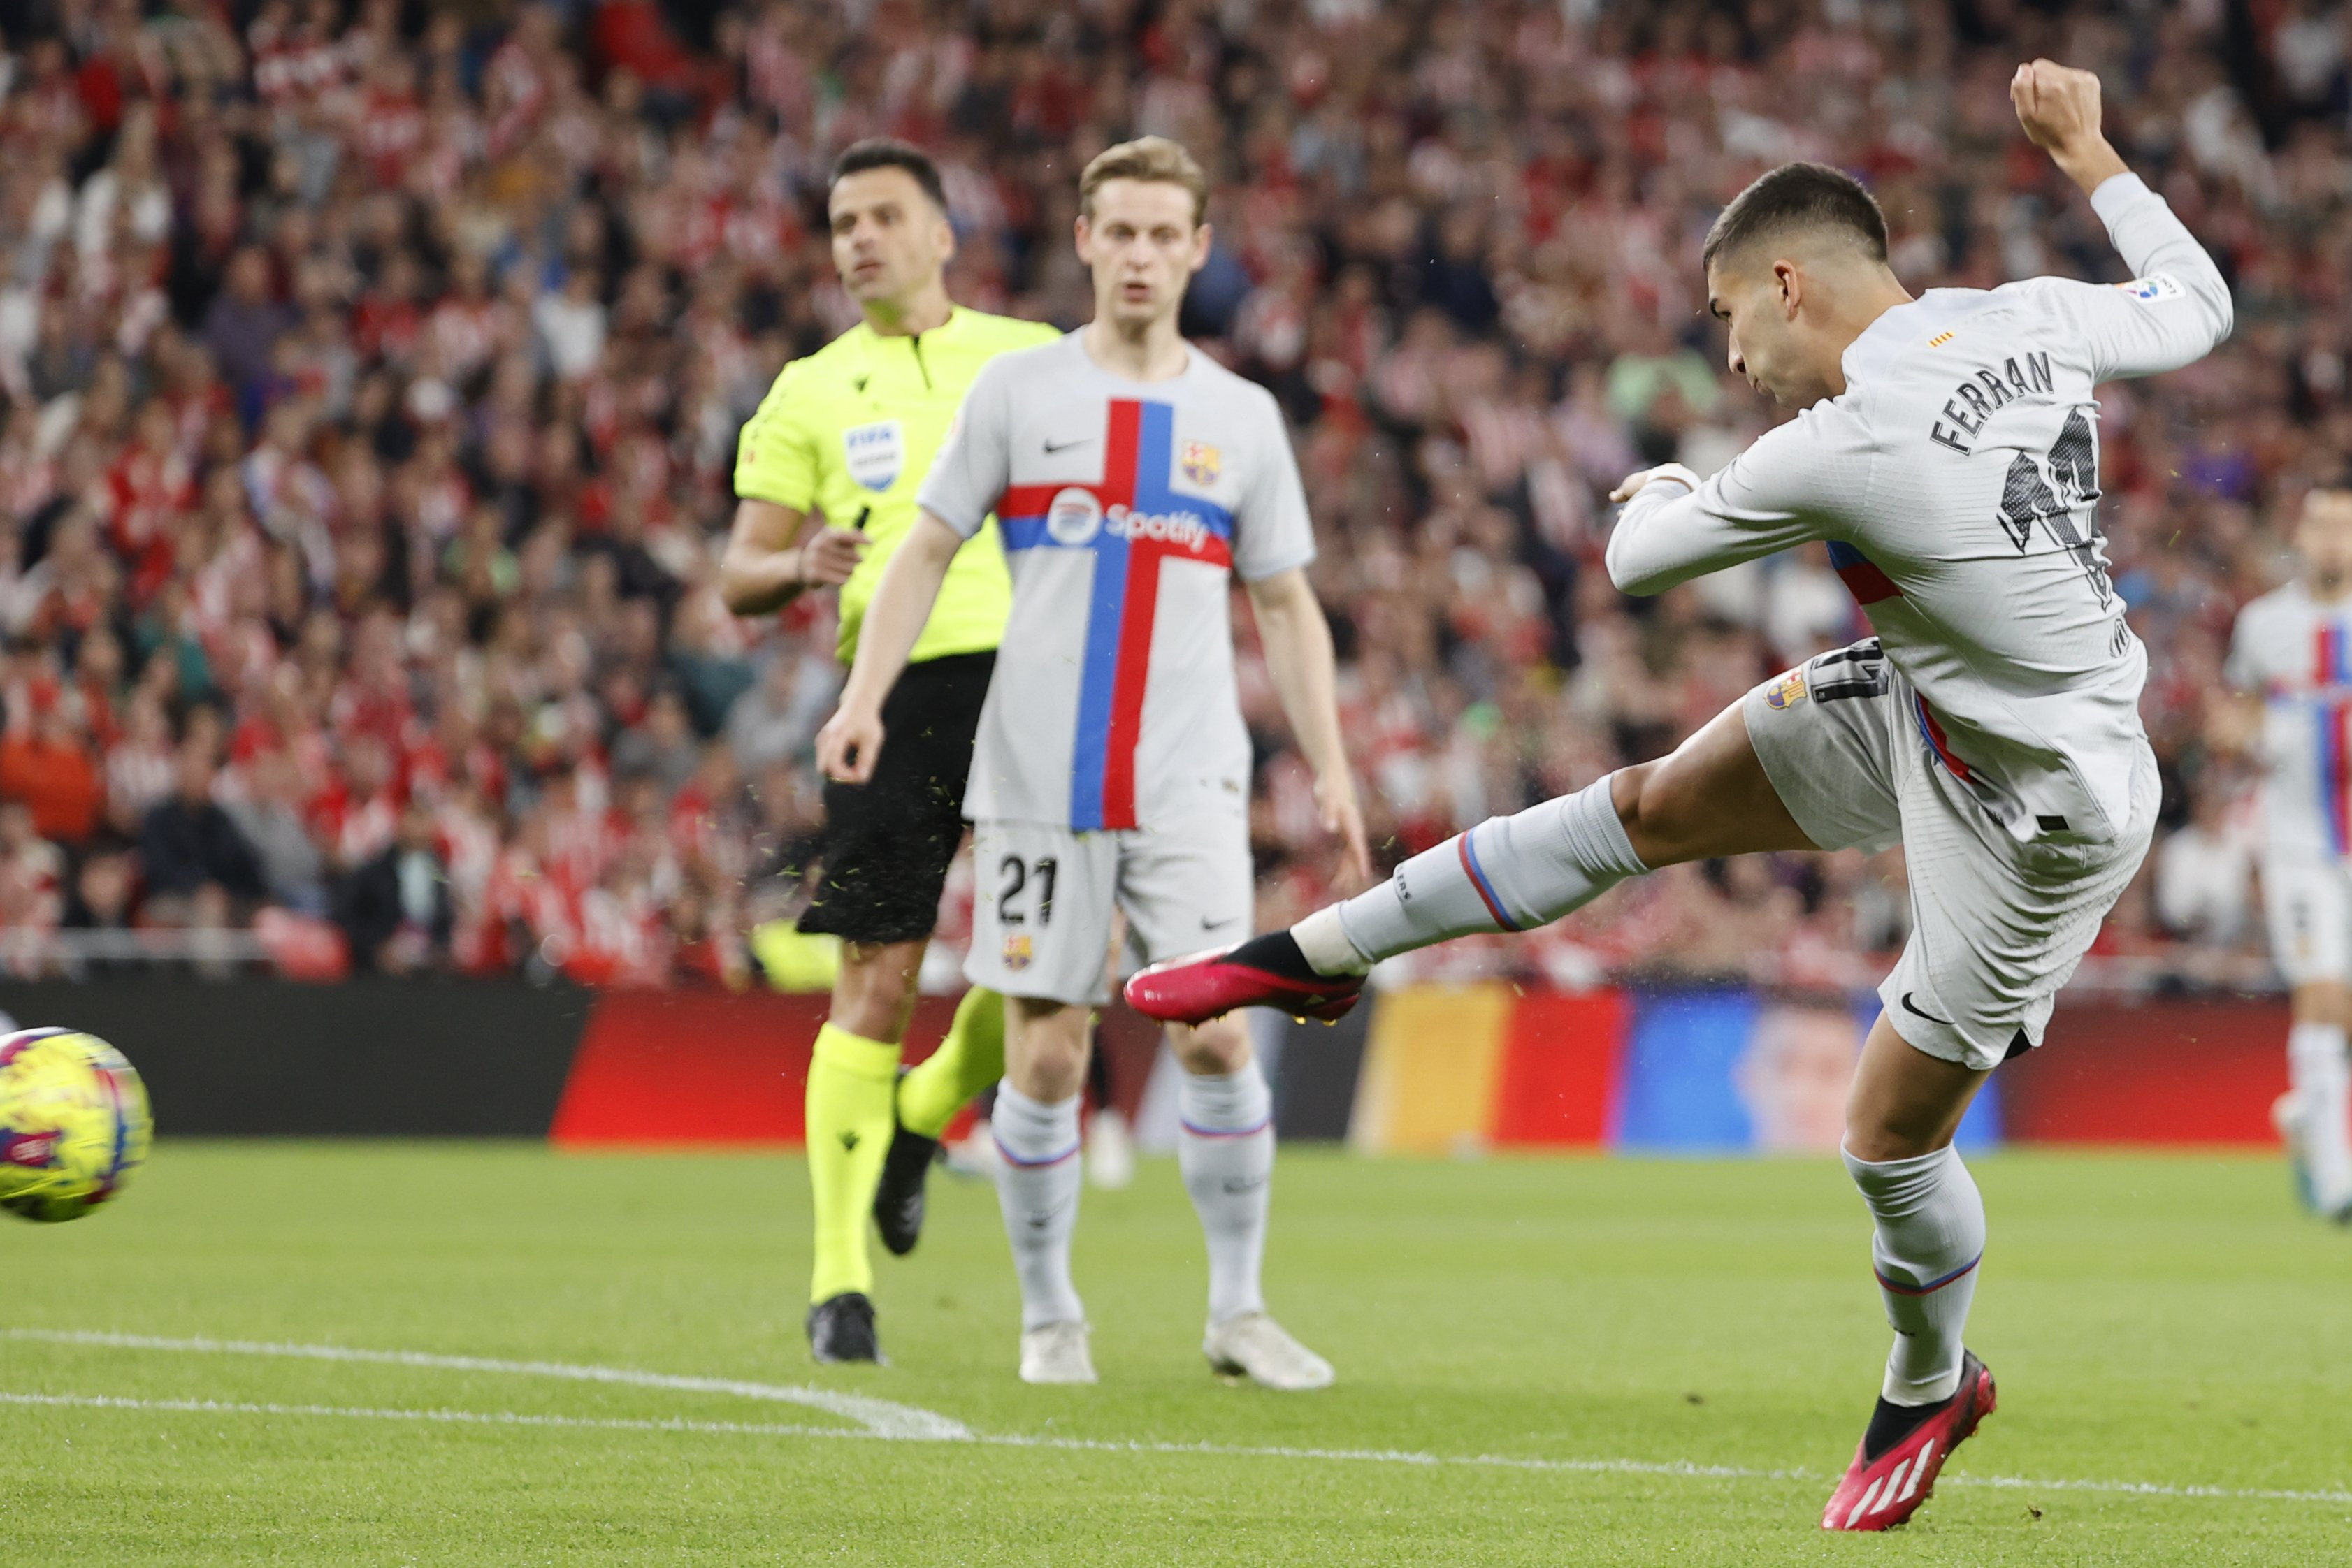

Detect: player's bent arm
[719, 499, 839, 616]
[816, 511, 963, 783]
[2014, 59, 2232, 374]
[1246, 567, 1371, 883]
[1605, 423, 1841, 596]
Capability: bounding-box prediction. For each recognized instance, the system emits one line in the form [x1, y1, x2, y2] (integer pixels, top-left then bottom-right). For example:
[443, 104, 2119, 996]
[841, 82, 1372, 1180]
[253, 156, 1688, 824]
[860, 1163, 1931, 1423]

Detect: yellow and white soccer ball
[0, 1029, 151, 1223]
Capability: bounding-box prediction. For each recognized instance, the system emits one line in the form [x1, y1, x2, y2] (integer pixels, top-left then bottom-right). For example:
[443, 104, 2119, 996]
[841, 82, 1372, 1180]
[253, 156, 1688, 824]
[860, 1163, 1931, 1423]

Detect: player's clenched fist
[2012, 60, 2128, 194]
[2010, 60, 2101, 150]
[816, 703, 885, 784]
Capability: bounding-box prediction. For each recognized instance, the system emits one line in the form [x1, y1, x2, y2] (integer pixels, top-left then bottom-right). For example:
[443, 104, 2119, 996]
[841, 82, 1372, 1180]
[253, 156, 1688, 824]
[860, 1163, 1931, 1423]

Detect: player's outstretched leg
[1824, 1017, 1998, 1531]
[993, 998, 1095, 1384]
[874, 984, 1009, 1256]
[1127, 703, 1812, 1024]
[1169, 1017, 1331, 1391]
[2275, 990, 2352, 1218]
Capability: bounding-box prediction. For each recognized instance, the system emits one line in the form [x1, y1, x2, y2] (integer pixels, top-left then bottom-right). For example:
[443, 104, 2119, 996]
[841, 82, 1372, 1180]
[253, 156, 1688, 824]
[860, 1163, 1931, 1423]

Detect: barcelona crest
[1764, 670, 1808, 710]
[1002, 932, 1034, 971]
[1181, 440, 1222, 487]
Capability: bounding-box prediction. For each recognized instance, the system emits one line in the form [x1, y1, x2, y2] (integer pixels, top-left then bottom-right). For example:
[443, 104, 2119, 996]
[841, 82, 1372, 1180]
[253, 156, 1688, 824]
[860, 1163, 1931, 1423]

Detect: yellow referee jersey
[733, 307, 1061, 665]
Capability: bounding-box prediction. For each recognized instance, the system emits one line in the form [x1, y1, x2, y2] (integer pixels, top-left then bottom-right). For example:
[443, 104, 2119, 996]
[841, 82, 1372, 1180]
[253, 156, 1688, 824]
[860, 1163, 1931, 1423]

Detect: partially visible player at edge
[1127, 62, 2230, 1525]
[2215, 483, 2352, 1219]
[721, 139, 1058, 1365]
[818, 136, 1370, 1388]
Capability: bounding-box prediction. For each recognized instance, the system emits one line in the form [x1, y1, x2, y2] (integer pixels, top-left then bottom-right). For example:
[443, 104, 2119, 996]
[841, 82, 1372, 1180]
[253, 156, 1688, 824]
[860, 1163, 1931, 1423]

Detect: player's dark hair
[828, 138, 948, 212]
[1701, 163, 1889, 273]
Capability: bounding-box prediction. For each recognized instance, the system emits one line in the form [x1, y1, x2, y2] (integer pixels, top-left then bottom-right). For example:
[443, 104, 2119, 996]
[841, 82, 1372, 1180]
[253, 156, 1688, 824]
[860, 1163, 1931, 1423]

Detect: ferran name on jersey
[1766, 669, 1809, 709]
[1181, 440, 1222, 486]
[843, 421, 903, 492]
[1002, 931, 1034, 971]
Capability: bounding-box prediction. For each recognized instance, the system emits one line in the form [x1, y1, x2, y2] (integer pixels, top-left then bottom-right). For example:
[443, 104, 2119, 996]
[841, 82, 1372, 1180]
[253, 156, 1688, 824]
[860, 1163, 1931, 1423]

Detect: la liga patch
[2114, 273, 2184, 303]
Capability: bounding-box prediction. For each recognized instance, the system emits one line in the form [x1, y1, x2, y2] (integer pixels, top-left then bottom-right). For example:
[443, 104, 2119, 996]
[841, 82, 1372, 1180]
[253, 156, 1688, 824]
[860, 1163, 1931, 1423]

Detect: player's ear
[1074, 212, 1093, 263]
[1190, 220, 1213, 273]
[1775, 259, 1803, 319]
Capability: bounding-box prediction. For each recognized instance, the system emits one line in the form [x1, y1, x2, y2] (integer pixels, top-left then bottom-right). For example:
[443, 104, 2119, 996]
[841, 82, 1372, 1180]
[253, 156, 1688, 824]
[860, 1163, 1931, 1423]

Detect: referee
[721, 139, 1058, 1364]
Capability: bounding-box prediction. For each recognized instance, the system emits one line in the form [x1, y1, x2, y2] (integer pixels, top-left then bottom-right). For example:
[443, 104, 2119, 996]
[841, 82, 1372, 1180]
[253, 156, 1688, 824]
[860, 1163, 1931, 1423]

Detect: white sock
[991, 1083, 1085, 1330]
[2289, 1020, 2352, 1207]
[1176, 1061, 1273, 1324]
[1327, 777, 1647, 968]
[1844, 1144, 1984, 1406]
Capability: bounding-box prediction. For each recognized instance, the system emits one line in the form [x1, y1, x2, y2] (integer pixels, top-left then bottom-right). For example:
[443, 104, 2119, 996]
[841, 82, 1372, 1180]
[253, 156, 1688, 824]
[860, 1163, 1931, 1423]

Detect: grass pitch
[3, 1144, 2349, 1565]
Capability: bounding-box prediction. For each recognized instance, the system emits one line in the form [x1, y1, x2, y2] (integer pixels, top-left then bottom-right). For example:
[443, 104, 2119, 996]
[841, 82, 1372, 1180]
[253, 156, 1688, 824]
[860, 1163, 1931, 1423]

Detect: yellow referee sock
[897, 986, 1007, 1139]
[807, 1023, 901, 1305]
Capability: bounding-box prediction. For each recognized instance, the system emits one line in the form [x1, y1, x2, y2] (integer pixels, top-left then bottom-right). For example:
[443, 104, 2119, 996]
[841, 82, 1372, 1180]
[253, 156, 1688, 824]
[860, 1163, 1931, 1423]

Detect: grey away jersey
[1609, 173, 2232, 847]
[2225, 582, 2352, 860]
[917, 333, 1315, 831]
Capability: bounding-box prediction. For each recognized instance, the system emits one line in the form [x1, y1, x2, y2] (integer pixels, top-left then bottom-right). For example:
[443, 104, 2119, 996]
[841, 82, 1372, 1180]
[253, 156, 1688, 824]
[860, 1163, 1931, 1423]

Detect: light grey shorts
[965, 811, 1253, 1007]
[1743, 639, 2156, 1071]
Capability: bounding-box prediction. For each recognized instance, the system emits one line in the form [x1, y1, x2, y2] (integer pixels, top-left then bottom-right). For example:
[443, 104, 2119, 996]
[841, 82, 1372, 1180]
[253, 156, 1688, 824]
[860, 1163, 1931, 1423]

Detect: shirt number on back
[1997, 409, 2112, 607]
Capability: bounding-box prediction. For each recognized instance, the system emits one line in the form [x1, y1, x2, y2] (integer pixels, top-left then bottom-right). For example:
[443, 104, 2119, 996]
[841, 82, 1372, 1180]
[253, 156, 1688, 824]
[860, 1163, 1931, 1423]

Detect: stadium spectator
[0, 681, 101, 845]
[339, 799, 453, 974]
[138, 742, 265, 920]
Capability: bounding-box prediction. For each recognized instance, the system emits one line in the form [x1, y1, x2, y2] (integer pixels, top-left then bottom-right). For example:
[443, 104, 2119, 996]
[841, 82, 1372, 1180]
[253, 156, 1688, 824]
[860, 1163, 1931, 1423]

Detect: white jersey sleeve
[916, 357, 1017, 539]
[1605, 398, 1870, 595]
[1231, 386, 1315, 582]
[2024, 174, 2235, 385]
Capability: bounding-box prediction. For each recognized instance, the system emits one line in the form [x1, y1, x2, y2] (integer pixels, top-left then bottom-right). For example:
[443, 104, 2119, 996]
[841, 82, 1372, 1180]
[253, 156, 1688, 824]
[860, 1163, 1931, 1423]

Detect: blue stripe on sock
[1459, 828, 1524, 932]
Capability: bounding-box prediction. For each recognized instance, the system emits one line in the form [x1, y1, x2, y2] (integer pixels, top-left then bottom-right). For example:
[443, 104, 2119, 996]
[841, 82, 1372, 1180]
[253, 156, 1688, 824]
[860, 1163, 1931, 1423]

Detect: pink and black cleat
[1124, 931, 1364, 1026]
[1821, 1351, 1997, 1532]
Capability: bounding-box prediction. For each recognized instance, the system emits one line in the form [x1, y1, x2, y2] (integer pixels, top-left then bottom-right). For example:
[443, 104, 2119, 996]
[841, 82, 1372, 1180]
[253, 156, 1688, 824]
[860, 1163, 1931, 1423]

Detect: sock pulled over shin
[898, 986, 1007, 1139]
[806, 1023, 901, 1302]
[1307, 776, 1647, 971]
[1177, 1061, 1274, 1324]
[1844, 1143, 1985, 1407]
[2288, 1019, 2352, 1210]
[991, 1083, 1085, 1330]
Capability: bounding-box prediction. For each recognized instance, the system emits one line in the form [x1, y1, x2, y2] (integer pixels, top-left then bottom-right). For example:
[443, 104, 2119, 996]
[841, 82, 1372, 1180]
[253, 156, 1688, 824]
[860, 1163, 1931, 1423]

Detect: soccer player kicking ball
[2216, 484, 2352, 1218]
[818, 136, 1369, 1388]
[1130, 63, 2231, 1527]
[723, 140, 1060, 1365]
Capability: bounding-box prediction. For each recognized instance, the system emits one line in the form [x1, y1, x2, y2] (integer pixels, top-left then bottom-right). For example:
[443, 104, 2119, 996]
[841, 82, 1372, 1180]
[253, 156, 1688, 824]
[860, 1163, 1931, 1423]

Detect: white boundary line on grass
[8, 1327, 2352, 1509]
[0, 1327, 968, 1441]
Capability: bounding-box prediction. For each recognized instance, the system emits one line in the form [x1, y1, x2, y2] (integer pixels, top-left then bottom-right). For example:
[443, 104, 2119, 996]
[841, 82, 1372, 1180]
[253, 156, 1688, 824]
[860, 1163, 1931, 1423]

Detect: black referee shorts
[799, 650, 993, 946]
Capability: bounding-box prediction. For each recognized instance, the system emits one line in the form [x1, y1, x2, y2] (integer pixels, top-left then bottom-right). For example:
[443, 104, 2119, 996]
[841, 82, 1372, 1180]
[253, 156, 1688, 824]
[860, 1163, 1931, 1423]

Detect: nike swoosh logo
[1200, 915, 1235, 930]
[1899, 992, 1953, 1028]
[1043, 436, 1095, 454]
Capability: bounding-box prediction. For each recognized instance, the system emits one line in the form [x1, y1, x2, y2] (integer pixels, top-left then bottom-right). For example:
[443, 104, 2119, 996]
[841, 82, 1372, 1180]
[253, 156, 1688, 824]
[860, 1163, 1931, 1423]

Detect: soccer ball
[0, 1029, 152, 1223]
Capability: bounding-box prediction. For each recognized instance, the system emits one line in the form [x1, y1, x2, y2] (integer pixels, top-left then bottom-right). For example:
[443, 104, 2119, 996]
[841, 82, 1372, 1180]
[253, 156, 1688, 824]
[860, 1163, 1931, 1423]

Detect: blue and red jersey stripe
[2318, 624, 2352, 855]
[1826, 541, 1903, 605]
[993, 398, 1234, 832]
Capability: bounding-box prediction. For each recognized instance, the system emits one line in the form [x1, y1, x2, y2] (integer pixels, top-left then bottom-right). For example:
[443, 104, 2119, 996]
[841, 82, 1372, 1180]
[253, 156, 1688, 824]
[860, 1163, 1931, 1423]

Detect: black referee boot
[807, 1292, 884, 1364]
[872, 1077, 939, 1257]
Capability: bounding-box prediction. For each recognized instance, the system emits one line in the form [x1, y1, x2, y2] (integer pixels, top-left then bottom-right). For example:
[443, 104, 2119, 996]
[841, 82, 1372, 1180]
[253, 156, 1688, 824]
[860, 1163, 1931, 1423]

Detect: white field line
[0, 1326, 967, 1441]
[7, 1328, 2351, 1509]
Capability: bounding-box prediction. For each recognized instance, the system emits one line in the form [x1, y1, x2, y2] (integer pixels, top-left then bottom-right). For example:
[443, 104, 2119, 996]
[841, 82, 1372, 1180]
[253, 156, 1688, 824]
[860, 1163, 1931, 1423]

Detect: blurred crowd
[0, 0, 2328, 990]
